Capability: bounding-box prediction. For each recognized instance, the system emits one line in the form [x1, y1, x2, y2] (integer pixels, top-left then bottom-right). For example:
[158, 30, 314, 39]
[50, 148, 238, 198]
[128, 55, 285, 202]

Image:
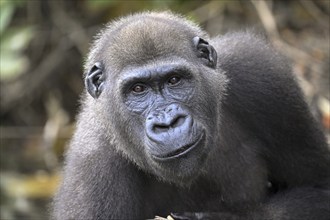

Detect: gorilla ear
[85, 62, 105, 99]
[193, 36, 217, 68]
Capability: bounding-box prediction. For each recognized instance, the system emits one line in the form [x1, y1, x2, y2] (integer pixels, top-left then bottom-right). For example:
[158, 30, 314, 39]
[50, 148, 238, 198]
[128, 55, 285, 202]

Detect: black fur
[52, 12, 330, 220]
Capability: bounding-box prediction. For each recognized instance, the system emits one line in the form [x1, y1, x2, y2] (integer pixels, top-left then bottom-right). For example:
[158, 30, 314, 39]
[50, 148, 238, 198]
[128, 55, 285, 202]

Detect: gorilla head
[84, 12, 227, 183]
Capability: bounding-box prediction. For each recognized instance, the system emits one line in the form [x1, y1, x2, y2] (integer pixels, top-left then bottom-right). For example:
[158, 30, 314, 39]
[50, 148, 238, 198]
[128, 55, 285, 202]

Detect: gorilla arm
[52, 107, 146, 220]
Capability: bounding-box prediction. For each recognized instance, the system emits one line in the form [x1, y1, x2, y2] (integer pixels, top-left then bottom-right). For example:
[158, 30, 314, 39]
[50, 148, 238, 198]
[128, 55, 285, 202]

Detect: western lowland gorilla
[52, 12, 330, 220]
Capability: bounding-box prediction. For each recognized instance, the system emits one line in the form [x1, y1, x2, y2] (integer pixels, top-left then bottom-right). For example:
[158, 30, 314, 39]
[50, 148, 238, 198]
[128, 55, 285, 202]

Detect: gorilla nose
[152, 115, 187, 134]
[146, 104, 192, 143]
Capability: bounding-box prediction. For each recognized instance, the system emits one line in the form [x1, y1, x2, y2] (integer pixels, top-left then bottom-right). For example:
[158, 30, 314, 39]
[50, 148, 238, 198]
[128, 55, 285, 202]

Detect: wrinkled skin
[52, 12, 330, 220]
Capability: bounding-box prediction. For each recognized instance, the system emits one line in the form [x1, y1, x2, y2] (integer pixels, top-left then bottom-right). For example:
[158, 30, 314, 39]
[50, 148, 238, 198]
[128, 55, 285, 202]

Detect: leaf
[0, 2, 14, 34]
[0, 26, 34, 81]
[0, 52, 29, 80]
[0, 26, 34, 51]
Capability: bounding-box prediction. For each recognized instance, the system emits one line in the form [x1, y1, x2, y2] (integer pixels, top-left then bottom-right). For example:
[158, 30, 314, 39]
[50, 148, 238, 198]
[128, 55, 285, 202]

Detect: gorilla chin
[147, 130, 209, 181]
[150, 130, 206, 161]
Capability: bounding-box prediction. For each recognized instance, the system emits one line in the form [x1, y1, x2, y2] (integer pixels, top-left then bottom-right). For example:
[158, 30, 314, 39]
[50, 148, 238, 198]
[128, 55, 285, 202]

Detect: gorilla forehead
[86, 12, 208, 72]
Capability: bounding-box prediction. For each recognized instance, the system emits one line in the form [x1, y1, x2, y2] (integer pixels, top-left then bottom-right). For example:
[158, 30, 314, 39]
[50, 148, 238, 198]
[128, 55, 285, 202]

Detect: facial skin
[89, 49, 224, 183]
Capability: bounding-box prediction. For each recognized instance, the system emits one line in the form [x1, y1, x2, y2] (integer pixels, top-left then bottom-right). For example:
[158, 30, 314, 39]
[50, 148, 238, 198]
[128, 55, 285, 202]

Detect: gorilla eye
[132, 84, 146, 93]
[168, 76, 181, 85]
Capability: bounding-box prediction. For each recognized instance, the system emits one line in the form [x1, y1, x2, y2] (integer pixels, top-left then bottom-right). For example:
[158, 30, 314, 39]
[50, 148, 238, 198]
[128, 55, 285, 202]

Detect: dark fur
[52, 12, 330, 220]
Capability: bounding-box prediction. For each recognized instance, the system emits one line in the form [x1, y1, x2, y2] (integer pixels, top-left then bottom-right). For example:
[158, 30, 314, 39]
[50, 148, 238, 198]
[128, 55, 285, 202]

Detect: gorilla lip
[153, 132, 205, 161]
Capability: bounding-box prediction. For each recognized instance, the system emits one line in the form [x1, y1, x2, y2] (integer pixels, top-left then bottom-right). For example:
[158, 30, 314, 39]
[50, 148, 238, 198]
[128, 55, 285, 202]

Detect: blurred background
[0, 0, 329, 219]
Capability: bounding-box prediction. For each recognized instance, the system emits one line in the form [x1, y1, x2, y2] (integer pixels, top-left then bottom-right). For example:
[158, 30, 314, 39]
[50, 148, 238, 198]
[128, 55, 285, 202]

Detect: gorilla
[52, 12, 330, 220]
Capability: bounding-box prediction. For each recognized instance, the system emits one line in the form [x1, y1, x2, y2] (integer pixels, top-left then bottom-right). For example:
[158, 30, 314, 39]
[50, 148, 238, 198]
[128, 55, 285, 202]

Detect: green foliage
[85, 0, 117, 11]
[0, 2, 14, 33]
[0, 1, 34, 81]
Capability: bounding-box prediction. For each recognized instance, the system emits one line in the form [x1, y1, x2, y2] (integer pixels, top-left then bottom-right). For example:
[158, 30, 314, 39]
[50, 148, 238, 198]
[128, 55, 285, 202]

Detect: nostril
[152, 115, 187, 134]
[171, 115, 186, 129]
[153, 124, 170, 134]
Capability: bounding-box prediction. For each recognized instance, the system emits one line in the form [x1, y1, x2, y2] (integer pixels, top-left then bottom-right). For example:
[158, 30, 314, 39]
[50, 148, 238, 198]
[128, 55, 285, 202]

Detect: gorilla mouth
[154, 132, 205, 160]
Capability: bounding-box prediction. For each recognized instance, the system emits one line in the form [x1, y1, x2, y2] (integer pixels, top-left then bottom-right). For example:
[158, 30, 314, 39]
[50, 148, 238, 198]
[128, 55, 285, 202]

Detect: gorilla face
[119, 61, 212, 181]
[85, 19, 226, 183]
